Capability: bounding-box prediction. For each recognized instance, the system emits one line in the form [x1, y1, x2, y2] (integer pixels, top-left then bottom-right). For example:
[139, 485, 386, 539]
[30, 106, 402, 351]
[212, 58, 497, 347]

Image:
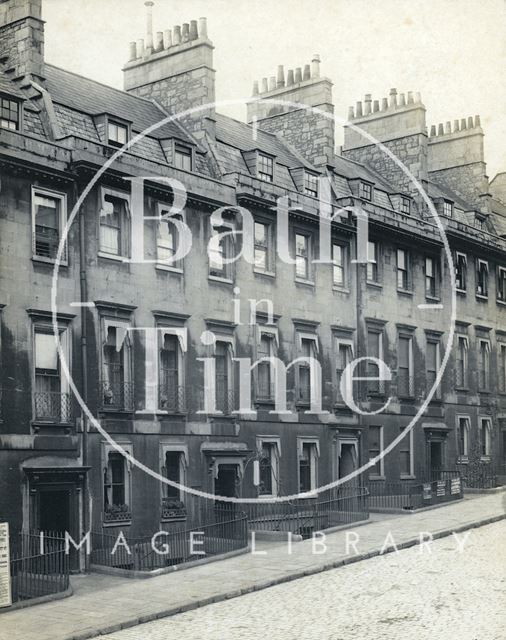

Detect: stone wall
[0, 0, 44, 83]
[429, 163, 489, 211]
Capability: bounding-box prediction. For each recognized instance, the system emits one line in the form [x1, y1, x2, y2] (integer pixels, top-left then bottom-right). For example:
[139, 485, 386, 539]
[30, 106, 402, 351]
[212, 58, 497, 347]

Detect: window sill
[135, 409, 187, 416]
[32, 255, 68, 267]
[425, 295, 440, 303]
[155, 264, 183, 274]
[208, 275, 234, 285]
[475, 294, 489, 301]
[98, 251, 129, 263]
[496, 299, 506, 306]
[254, 269, 276, 279]
[456, 289, 467, 295]
[295, 278, 315, 287]
[366, 280, 382, 289]
[102, 518, 132, 527]
[400, 474, 416, 480]
[332, 286, 350, 294]
[368, 475, 385, 481]
[160, 515, 187, 523]
[397, 288, 413, 297]
[480, 456, 492, 463]
[99, 407, 134, 414]
[455, 387, 469, 393]
[478, 389, 491, 394]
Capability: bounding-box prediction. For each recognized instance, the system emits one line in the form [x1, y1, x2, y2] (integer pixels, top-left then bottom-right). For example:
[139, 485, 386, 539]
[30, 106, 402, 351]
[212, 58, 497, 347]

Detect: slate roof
[44, 64, 193, 143]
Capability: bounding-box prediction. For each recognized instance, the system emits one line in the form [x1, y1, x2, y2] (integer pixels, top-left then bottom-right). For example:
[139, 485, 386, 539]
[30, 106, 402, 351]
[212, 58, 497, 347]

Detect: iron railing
[245, 486, 369, 538]
[9, 531, 69, 604]
[33, 391, 72, 423]
[91, 507, 248, 571]
[158, 384, 185, 413]
[100, 380, 134, 411]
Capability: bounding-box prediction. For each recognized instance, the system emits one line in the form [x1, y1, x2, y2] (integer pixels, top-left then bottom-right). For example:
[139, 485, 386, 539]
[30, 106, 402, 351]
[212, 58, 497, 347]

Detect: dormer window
[304, 172, 318, 197]
[1, 96, 20, 131]
[258, 154, 274, 183]
[359, 182, 372, 201]
[174, 143, 192, 171]
[400, 196, 410, 215]
[443, 201, 453, 217]
[107, 120, 128, 147]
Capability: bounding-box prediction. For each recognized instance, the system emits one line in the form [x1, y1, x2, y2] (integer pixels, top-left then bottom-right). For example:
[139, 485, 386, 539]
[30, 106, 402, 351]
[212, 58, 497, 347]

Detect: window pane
[35, 332, 58, 371]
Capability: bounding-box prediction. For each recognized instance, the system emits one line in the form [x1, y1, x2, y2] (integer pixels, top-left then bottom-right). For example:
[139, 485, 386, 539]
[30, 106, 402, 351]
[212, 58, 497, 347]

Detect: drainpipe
[75, 180, 90, 571]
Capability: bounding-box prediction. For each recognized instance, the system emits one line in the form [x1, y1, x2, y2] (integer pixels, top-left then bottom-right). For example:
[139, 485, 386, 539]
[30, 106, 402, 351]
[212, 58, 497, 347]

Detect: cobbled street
[103, 520, 505, 640]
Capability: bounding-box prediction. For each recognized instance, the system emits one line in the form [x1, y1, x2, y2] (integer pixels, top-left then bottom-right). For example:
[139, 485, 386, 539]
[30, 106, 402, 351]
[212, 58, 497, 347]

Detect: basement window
[0, 96, 20, 131]
[107, 120, 128, 147]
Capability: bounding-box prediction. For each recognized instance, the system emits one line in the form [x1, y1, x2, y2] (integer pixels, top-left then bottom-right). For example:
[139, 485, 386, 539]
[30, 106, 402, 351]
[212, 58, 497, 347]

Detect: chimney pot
[303, 64, 311, 80]
[373, 99, 380, 112]
[430, 125, 436, 136]
[381, 97, 388, 111]
[277, 65, 285, 88]
[348, 106, 355, 120]
[269, 76, 276, 91]
[287, 69, 294, 85]
[173, 25, 181, 45]
[261, 77, 268, 93]
[461, 118, 467, 130]
[199, 17, 208, 38]
[364, 94, 372, 115]
[182, 23, 190, 42]
[453, 119, 460, 132]
[163, 29, 172, 49]
[252, 80, 259, 96]
[155, 31, 164, 51]
[145, 0, 154, 51]
[295, 67, 302, 83]
[445, 121, 451, 134]
[137, 39, 145, 58]
[438, 123, 444, 136]
[129, 41, 137, 61]
[356, 101, 363, 117]
[474, 114, 481, 127]
[189, 20, 198, 40]
[389, 88, 398, 108]
[467, 116, 474, 129]
[415, 92, 421, 103]
[407, 91, 414, 104]
[311, 54, 321, 78]
[399, 93, 406, 106]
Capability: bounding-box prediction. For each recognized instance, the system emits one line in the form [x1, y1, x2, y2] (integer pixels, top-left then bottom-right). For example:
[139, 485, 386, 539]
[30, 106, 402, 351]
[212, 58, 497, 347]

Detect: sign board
[436, 480, 446, 497]
[451, 478, 461, 495]
[0, 523, 12, 608]
[423, 483, 432, 500]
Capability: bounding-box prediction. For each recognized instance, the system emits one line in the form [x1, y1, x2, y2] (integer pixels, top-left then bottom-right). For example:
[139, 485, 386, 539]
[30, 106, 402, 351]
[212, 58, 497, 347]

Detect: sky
[41, 0, 506, 178]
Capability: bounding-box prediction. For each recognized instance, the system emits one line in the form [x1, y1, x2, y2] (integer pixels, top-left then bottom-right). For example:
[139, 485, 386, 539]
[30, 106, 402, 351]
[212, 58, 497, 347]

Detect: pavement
[0, 492, 504, 640]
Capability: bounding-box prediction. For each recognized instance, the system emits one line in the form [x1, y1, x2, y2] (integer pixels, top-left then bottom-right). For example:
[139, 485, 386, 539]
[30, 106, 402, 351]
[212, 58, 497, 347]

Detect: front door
[430, 442, 443, 480]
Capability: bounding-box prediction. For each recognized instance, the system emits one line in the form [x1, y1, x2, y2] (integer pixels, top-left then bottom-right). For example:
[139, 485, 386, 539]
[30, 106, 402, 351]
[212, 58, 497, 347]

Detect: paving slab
[0, 492, 504, 640]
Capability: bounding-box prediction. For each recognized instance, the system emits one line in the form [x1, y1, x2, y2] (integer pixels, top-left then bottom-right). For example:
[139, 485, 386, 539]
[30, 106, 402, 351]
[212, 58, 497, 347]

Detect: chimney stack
[145, 1, 154, 51]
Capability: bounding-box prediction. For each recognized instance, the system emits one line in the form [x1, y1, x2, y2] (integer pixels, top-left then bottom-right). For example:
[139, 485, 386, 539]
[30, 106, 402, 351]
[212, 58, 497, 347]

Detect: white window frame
[156, 326, 186, 413]
[334, 337, 354, 405]
[257, 153, 274, 182]
[296, 332, 319, 405]
[479, 418, 492, 459]
[399, 427, 414, 479]
[425, 256, 438, 299]
[366, 328, 385, 395]
[397, 333, 414, 398]
[455, 252, 467, 292]
[253, 220, 275, 275]
[455, 335, 469, 388]
[297, 438, 319, 493]
[304, 171, 319, 197]
[368, 425, 384, 478]
[478, 339, 490, 391]
[396, 248, 411, 291]
[156, 202, 186, 273]
[160, 443, 188, 502]
[426, 338, 441, 399]
[456, 416, 470, 461]
[173, 142, 193, 172]
[332, 242, 348, 289]
[98, 187, 131, 260]
[443, 200, 453, 218]
[476, 259, 489, 298]
[256, 437, 281, 497]
[499, 343, 506, 393]
[366, 240, 380, 284]
[204, 335, 235, 415]
[107, 119, 129, 147]
[100, 317, 133, 410]
[294, 232, 313, 283]
[208, 217, 236, 283]
[497, 267, 506, 303]
[255, 325, 278, 402]
[31, 186, 68, 263]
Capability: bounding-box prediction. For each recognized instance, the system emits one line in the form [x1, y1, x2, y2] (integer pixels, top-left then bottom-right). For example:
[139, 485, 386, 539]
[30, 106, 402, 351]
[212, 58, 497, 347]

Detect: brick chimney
[0, 0, 45, 86]
[342, 90, 428, 206]
[246, 55, 334, 167]
[428, 116, 490, 213]
[123, 2, 215, 138]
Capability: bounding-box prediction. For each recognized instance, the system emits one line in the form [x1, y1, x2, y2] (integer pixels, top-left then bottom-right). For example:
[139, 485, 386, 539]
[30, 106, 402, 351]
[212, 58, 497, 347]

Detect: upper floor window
[396, 248, 411, 291]
[367, 240, 380, 283]
[397, 334, 414, 398]
[174, 143, 192, 171]
[455, 336, 468, 388]
[297, 334, 318, 405]
[209, 220, 235, 281]
[304, 172, 318, 197]
[478, 339, 490, 391]
[367, 328, 384, 395]
[107, 120, 128, 147]
[257, 154, 274, 182]
[400, 197, 410, 215]
[295, 233, 312, 281]
[425, 256, 438, 298]
[443, 201, 453, 218]
[32, 188, 67, 261]
[0, 96, 20, 131]
[99, 190, 130, 258]
[476, 259, 489, 298]
[256, 331, 276, 401]
[497, 267, 506, 302]
[426, 339, 441, 399]
[157, 207, 184, 270]
[455, 252, 467, 292]
[335, 338, 353, 405]
[33, 326, 71, 423]
[159, 332, 185, 412]
[500, 344, 506, 393]
[359, 182, 372, 201]
[101, 320, 133, 411]
[215, 340, 234, 414]
[254, 221, 273, 274]
[332, 243, 348, 288]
